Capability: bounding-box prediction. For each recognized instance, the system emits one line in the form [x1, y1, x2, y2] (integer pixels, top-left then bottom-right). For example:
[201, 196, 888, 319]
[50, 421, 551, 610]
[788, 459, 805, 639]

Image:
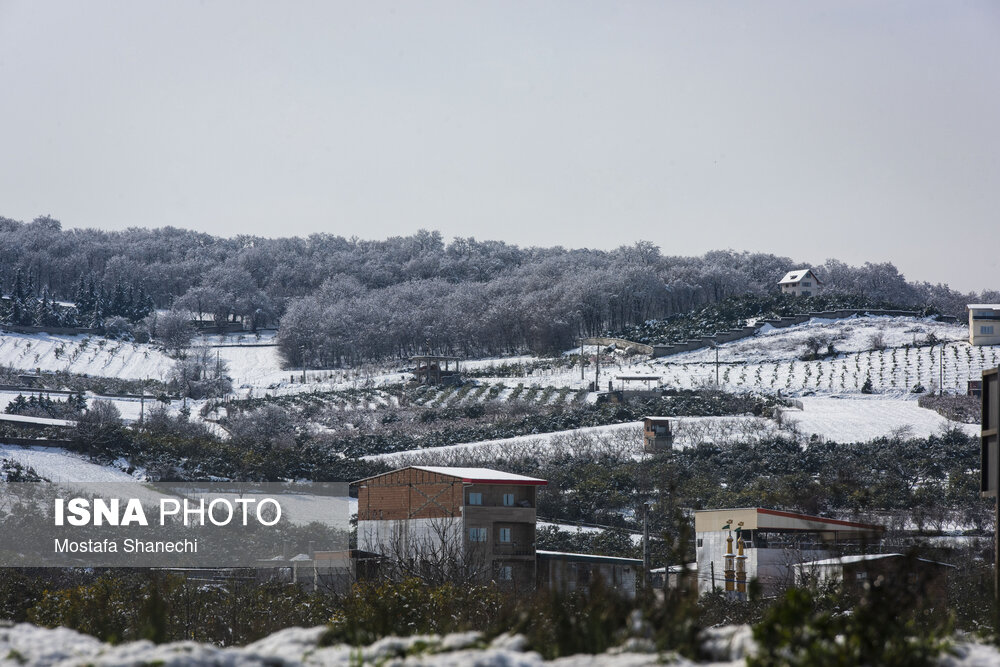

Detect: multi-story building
[354, 466, 546, 590]
[643, 416, 675, 453]
[967, 304, 1000, 346]
[778, 269, 823, 297]
[694, 507, 883, 598]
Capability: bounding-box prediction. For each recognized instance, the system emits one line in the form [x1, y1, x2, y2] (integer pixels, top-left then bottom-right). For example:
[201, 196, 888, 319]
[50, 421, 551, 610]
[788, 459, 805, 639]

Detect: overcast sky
[1, 1, 997, 291]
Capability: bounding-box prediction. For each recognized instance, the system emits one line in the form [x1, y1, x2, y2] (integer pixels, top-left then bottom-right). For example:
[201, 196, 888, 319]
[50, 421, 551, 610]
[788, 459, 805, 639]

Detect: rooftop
[797, 553, 955, 568]
[694, 507, 883, 534]
[0, 413, 77, 428]
[537, 550, 643, 565]
[414, 466, 548, 485]
[353, 465, 548, 486]
[967, 304, 1000, 310]
[778, 269, 821, 285]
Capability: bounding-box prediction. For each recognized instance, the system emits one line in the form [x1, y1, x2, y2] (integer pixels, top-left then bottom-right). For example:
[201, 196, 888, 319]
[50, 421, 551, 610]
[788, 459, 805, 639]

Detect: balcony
[493, 543, 536, 557]
[463, 505, 536, 522]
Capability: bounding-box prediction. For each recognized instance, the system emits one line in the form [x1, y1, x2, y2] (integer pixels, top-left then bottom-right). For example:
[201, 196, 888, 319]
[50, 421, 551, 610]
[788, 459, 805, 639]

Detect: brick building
[354, 466, 546, 590]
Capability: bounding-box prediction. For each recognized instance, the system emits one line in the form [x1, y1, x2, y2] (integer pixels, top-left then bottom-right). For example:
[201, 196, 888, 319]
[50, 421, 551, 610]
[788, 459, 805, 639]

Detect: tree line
[2, 214, 995, 364]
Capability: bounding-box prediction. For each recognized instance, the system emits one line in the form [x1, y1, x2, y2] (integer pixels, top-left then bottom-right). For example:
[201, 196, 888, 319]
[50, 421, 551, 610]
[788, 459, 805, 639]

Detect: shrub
[750, 583, 950, 667]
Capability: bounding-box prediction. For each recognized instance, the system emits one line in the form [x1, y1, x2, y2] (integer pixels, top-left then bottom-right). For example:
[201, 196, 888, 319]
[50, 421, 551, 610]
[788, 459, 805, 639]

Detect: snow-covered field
[784, 396, 980, 443]
[364, 422, 644, 464]
[0, 333, 175, 381]
[368, 394, 977, 465]
[4, 316, 991, 402]
[0, 620, 996, 666]
[460, 318, 1000, 399]
[0, 445, 135, 482]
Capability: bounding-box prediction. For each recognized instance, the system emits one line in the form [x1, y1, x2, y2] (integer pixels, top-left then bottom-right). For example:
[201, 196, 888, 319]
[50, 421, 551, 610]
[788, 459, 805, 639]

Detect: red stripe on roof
[756, 508, 883, 531]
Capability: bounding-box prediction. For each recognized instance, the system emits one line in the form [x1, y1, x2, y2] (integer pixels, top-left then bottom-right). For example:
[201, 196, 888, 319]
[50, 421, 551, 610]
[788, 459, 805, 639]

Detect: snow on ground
[0, 413, 76, 428]
[479, 316, 998, 398]
[537, 521, 605, 534]
[671, 315, 967, 365]
[366, 395, 977, 465]
[2, 316, 993, 401]
[783, 396, 980, 443]
[0, 621, 995, 666]
[0, 332, 175, 381]
[0, 444, 135, 482]
[363, 422, 644, 464]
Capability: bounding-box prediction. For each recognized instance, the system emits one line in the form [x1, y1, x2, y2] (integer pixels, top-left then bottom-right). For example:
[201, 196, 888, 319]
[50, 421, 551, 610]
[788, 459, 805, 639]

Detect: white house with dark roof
[778, 269, 822, 297]
[967, 304, 1000, 346]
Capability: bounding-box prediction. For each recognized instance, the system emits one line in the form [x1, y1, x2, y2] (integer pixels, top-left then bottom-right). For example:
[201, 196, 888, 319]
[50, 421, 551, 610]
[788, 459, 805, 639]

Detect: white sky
[1, 1, 998, 291]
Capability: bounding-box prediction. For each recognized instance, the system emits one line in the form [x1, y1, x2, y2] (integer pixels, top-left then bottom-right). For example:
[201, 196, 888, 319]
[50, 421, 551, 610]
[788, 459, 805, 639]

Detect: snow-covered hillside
[476, 316, 997, 398]
[0, 333, 175, 381]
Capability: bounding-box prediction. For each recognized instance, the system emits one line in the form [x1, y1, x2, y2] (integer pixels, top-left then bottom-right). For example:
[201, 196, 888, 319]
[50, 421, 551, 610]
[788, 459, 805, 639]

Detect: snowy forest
[1, 214, 994, 365]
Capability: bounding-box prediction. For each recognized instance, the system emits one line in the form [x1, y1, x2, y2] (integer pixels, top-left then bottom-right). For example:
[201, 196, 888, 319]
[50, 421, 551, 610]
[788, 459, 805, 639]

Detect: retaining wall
[0, 324, 100, 335]
[0, 437, 76, 449]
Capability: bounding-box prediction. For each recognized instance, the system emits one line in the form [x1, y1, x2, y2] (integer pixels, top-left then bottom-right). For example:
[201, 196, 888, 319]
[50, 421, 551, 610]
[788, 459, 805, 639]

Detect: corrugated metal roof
[798, 553, 955, 568]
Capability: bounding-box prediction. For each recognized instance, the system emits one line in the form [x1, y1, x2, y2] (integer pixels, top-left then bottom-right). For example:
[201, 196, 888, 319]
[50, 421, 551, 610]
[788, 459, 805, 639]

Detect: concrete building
[643, 416, 675, 453]
[778, 269, 823, 297]
[536, 550, 642, 598]
[354, 466, 546, 590]
[967, 304, 1000, 346]
[795, 553, 953, 607]
[694, 508, 883, 598]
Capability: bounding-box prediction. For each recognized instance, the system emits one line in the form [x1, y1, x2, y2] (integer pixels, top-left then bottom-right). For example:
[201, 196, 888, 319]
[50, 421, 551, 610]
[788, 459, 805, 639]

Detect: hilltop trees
[0, 214, 989, 361]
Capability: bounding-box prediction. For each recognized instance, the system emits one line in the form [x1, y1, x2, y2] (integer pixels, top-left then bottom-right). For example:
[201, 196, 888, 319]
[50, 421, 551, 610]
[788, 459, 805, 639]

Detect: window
[499, 527, 511, 543]
[802, 281, 811, 287]
[856, 571, 868, 581]
[503, 493, 515, 506]
[469, 527, 487, 542]
[696, 538, 703, 548]
[468, 492, 483, 506]
[801, 290, 811, 296]
[981, 326, 995, 335]
[498, 565, 513, 581]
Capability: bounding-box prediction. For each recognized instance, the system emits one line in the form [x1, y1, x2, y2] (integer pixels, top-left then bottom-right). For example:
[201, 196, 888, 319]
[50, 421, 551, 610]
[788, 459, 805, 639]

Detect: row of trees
[3, 214, 995, 362]
[0, 269, 153, 328]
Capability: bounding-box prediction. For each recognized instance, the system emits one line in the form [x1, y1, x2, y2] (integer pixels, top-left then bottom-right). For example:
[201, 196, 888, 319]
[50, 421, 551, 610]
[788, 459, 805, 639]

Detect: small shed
[411, 356, 462, 386]
[537, 550, 643, 598]
[795, 553, 954, 607]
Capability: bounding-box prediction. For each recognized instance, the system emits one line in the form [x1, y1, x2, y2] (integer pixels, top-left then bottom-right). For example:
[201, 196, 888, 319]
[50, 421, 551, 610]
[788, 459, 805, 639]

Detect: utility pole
[940, 344, 944, 396]
[715, 345, 720, 386]
[595, 351, 600, 391]
[580, 339, 585, 380]
[642, 502, 651, 590]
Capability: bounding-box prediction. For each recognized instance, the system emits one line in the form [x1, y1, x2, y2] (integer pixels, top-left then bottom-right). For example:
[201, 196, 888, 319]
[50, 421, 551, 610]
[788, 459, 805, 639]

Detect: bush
[750, 583, 950, 667]
[322, 578, 504, 646]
